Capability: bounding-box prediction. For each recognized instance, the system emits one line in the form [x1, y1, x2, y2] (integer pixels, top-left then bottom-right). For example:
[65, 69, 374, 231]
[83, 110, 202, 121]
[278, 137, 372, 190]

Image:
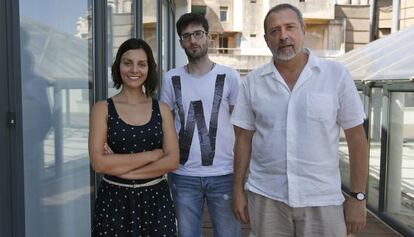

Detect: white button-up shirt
[231, 50, 365, 207]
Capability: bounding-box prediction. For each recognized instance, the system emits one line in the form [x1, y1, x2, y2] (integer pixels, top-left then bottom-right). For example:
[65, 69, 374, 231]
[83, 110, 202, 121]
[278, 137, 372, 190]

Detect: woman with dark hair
[89, 38, 179, 236]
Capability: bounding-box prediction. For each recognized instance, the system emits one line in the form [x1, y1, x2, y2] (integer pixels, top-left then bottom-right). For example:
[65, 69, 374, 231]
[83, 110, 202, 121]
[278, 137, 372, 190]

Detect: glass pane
[19, 0, 92, 236]
[367, 88, 382, 209]
[336, 26, 414, 81]
[143, 0, 158, 62]
[368, 55, 414, 81]
[385, 92, 414, 232]
[107, 0, 134, 97]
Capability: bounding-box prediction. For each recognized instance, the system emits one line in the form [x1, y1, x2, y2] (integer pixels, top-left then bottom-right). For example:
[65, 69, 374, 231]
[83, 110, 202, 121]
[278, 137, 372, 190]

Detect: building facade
[202, 0, 414, 76]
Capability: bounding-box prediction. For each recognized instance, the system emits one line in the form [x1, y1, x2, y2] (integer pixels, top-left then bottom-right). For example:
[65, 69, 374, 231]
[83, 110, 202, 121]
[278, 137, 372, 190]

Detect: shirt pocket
[307, 93, 336, 122]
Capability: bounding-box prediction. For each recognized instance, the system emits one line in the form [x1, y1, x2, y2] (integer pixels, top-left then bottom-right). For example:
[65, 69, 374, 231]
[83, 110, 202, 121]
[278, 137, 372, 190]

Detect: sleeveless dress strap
[152, 98, 160, 114]
[106, 98, 117, 118]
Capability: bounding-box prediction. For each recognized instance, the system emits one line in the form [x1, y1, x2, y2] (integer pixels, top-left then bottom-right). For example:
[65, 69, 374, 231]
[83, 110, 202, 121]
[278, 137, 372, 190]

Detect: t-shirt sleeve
[159, 74, 174, 111]
[337, 68, 366, 130]
[228, 69, 241, 106]
[230, 75, 255, 131]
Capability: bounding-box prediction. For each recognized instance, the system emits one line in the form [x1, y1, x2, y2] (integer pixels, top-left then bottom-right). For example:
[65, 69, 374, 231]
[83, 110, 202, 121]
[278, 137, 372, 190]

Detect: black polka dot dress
[92, 98, 177, 237]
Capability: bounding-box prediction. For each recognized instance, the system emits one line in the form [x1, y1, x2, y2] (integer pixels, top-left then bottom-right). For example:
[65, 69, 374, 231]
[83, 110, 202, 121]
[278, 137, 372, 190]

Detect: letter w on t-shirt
[171, 75, 225, 166]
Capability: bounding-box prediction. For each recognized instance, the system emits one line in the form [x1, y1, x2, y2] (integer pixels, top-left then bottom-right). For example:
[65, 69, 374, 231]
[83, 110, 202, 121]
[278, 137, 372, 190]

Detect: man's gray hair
[263, 3, 305, 34]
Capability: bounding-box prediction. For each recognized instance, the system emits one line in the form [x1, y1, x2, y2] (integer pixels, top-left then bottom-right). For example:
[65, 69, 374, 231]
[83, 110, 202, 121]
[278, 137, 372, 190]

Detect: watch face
[356, 192, 365, 200]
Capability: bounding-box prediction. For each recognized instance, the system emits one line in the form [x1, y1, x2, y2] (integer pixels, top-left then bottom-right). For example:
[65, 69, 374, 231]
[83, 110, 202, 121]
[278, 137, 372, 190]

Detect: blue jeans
[169, 173, 241, 237]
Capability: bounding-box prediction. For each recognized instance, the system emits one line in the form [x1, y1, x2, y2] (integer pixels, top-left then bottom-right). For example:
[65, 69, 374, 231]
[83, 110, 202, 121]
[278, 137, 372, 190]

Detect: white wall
[233, 0, 243, 31]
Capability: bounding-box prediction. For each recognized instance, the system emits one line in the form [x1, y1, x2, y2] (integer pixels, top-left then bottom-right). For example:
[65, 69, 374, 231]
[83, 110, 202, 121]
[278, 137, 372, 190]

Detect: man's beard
[185, 44, 208, 61]
[274, 45, 298, 61]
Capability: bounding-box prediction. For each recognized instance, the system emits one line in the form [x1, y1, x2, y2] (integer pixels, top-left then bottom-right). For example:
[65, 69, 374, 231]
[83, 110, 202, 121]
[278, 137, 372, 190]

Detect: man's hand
[233, 191, 250, 224]
[344, 197, 366, 235]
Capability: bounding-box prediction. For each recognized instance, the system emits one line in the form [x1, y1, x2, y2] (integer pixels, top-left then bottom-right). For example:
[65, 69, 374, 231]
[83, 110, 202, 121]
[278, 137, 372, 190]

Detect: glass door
[19, 0, 92, 236]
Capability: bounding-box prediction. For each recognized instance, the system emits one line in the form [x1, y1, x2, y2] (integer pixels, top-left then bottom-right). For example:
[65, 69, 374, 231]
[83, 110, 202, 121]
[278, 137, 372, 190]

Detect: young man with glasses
[161, 12, 241, 237]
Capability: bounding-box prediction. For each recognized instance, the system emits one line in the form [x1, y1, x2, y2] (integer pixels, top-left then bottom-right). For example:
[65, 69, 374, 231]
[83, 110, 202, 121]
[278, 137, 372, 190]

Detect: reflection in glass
[20, 25, 52, 237]
[19, 0, 92, 236]
[367, 88, 382, 209]
[385, 92, 414, 231]
[107, 0, 134, 97]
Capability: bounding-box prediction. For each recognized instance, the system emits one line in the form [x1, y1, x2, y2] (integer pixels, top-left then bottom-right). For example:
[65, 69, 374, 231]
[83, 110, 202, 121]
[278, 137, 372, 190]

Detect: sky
[19, 0, 90, 35]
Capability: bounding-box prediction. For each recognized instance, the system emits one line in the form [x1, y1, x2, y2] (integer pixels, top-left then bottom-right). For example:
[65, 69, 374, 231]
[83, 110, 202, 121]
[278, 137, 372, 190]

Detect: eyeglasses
[180, 30, 207, 41]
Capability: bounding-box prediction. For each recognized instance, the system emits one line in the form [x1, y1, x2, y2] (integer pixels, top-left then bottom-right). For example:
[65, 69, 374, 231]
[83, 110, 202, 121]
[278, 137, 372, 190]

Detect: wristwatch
[350, 192, 366, 201]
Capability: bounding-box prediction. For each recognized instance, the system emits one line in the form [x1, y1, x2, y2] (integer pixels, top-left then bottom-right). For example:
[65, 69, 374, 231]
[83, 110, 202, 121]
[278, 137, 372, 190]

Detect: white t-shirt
[231, 50, 365, 207]
[161, 64, 240, 176]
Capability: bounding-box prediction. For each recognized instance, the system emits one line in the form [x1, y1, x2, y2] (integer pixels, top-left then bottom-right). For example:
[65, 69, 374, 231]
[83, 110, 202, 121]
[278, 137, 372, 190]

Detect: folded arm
[118, 102, 179, 179]
[88, 100, 163, 176]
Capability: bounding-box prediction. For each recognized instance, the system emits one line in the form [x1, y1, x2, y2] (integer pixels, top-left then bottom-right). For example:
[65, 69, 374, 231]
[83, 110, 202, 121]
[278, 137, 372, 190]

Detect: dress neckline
[109, 98, 155, 127]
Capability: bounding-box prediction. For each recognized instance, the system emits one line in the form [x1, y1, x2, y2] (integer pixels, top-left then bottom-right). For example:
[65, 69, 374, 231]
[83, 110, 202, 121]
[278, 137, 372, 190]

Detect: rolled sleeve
[228, 70, 241, 106]
[337, 70, 365, 129]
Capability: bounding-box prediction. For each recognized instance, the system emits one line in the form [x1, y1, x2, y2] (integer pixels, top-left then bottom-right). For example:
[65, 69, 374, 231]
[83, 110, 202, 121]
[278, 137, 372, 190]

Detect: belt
[102, 175, 166, 188]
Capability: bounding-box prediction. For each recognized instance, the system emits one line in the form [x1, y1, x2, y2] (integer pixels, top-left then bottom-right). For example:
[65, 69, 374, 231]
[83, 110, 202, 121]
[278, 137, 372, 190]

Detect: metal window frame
[93, 0, 108, 103]
[1, 0, 25, 236]
[134, 0, 143, 38]
[91, 1, 108, 230]
[0, 0, 14, 236]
